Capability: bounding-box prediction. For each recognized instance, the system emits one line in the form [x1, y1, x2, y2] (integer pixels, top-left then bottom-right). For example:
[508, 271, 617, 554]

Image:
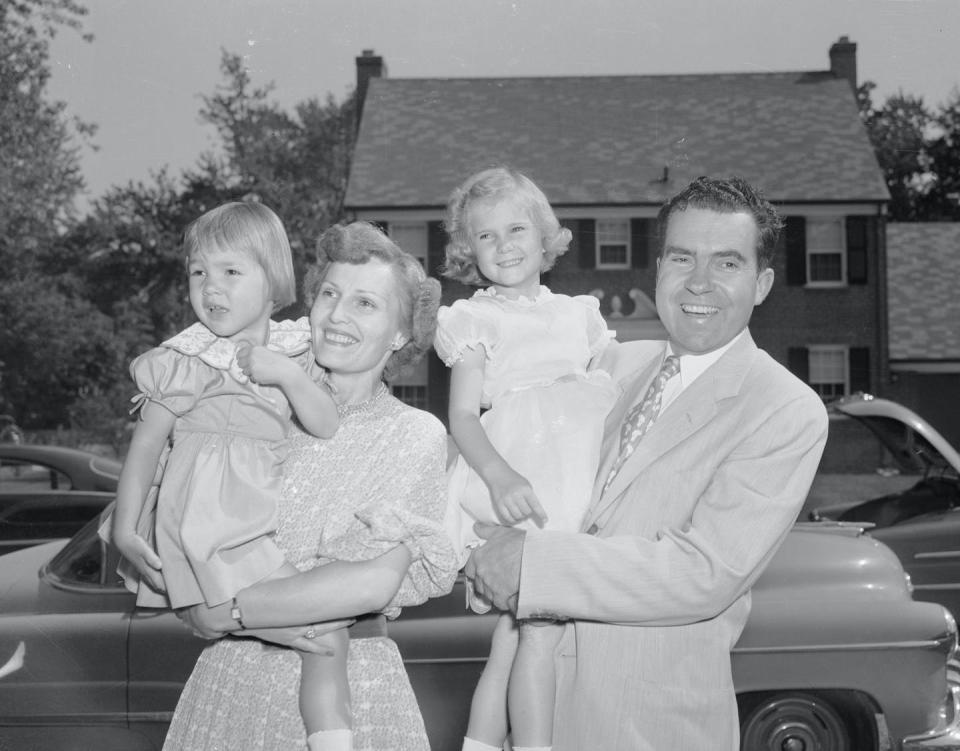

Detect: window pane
[597, 219, 628, 243]
[0, 461, 72, 491]
[389, 223, 427, 265]
[809, 347, 847, 400]
[809, 252, 843, 282]
[807, 218, 843, 250]
[391, 385, 428, 410]
[599, 244, 627, 265]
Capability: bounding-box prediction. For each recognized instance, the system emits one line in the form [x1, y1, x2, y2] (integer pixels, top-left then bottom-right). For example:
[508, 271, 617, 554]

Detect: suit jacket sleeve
[516, 388, 828, 625]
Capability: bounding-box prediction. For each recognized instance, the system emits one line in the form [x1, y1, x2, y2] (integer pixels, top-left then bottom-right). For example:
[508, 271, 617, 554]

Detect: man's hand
[464, 523, 525, 613]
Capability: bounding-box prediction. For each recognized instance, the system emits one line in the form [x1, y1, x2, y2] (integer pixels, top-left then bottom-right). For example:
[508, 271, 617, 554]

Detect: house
[343, 38, 890, 423]
[885, 222, 960, 444]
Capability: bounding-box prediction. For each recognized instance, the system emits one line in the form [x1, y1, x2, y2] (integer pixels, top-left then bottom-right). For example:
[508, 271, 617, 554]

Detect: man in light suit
[465, 176, 829, 750]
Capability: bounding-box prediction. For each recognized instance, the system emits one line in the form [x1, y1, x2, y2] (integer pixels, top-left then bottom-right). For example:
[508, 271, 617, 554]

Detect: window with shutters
[806, 217, 846, 286]
[596, 219, 630, 269]
[390, 358, 429, 410]
[809, 345, 848, 400]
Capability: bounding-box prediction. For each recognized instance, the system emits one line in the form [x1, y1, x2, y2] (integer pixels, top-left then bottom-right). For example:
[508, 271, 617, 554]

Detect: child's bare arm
[237, 344, 339, 439]
[112, 407, 176, 591]
[448, 348, 547, 526]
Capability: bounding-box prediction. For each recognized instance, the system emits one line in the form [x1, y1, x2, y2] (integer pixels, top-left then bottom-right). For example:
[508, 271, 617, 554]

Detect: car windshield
[43, 508, 125, 590]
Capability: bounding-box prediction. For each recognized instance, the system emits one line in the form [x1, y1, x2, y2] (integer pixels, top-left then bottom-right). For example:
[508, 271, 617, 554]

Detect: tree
[924, 90, 960, 220]
[858, 82, 960, 221]
[39, 50, 358, 433]
[857, 82, 933, 221]
[193, 51, 356, 291]
[0, 0, 109, 428]
[0, 0, 94, 275]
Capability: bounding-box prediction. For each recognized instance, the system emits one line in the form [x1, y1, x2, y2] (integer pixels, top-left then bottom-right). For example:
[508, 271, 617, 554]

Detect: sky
[47, 0, 960, 209]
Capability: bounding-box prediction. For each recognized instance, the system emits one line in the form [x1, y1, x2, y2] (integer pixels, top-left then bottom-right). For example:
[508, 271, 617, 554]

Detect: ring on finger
[305, 626, 317, 640]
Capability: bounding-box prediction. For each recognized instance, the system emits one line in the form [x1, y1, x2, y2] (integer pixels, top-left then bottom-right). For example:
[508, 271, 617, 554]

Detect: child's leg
[301, 627, 351, 744]
[256, 565, 352, 747]
[464, 612, 519, 748]
[507, 619, 564, 749]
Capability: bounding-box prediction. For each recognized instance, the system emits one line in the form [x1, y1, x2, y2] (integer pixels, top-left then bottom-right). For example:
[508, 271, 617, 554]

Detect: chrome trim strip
[915, 551, 960, 560]
[914, 583, 960, 591]
[0, 711, 174, 726]
[733, 639, 948, 655]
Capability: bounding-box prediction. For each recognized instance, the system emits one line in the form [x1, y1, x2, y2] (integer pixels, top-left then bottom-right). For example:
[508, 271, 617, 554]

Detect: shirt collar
[666, 328, 746, 389]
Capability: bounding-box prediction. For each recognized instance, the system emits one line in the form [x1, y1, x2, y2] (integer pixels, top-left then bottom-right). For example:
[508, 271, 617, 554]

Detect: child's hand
[236, 343, 294, 386]
[488, 467, 548, 527]
[114, 530, 166, 593]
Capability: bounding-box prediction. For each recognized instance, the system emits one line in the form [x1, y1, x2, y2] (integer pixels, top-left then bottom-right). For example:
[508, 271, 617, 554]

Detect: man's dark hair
[656, 176, 783, 271]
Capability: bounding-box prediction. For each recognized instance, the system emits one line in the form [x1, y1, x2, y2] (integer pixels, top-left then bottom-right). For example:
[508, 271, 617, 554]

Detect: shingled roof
[345, 71, 889, 210]
[887, 223, 960, 361]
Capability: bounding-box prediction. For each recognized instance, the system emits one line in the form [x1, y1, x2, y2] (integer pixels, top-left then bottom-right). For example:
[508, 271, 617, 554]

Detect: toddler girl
[435, 168, 617, 751]
[110, 202, 351, 751]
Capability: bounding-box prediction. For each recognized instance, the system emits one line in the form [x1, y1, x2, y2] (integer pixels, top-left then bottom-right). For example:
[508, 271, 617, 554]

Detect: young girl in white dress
[435, 168, 617, 751]
[109, 202, 354, 751]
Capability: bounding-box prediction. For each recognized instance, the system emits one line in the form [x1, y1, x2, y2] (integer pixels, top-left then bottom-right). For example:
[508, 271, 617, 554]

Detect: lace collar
[161, 319, 311, 382]
[474, 285, 552, 307]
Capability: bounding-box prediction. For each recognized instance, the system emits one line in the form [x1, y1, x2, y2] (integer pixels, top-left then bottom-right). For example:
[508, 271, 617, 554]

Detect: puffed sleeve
[574, 294, 616, 358]
[319, 412, 458, 618]
[129, 347, 204, 418]
[434, 299, 498, 367]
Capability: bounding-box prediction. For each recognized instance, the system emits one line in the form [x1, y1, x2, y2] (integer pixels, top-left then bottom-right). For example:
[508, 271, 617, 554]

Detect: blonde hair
[441, 167, 572, 286]
[183, 202, 296, 309]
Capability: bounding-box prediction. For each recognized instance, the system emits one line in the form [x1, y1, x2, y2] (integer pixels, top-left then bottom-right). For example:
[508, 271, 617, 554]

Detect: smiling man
[465, 176, 829, 750]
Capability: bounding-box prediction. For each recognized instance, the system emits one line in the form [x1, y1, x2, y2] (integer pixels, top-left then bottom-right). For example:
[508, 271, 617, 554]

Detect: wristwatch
[230, 596, 246, 630]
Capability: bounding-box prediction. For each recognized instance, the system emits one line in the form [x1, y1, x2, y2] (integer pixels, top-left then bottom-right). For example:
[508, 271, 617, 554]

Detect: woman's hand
[176, 601, 353, 654]
[113, 531, 166, 592]
[241, 622, 355, 654]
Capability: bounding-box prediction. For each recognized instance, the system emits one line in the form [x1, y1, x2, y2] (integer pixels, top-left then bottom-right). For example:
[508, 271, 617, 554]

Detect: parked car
[807, 394, 960, 620]
[0, 445, 121, 554]
[0, 444, 121, 493]
[0, 510, 958, 751]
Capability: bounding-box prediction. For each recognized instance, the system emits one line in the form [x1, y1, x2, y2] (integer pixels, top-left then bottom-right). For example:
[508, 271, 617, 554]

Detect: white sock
[461, 738, 502, 751]
[307, 728, 353, 751]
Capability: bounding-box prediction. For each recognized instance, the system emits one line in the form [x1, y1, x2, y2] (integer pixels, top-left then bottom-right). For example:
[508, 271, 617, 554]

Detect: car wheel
[739, 691, 856, 751]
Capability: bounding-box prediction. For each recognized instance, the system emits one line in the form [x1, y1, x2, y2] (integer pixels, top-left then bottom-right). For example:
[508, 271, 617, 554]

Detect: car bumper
[902, 682, 960, 750]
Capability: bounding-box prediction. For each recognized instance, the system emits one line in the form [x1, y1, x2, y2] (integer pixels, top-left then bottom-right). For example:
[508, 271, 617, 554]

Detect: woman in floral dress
[163, 222, 458, 751]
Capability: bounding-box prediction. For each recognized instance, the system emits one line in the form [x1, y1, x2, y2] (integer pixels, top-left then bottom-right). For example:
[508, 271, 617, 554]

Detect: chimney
[829, 35, 857, 93]
[355, 49, 386, 130]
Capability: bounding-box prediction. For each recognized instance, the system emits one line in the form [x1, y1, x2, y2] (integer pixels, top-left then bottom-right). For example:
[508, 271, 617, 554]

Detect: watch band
[230, 596, 246, 630]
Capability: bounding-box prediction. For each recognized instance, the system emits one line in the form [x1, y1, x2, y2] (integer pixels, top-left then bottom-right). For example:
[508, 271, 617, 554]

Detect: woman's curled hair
[305, 222, 441, 383]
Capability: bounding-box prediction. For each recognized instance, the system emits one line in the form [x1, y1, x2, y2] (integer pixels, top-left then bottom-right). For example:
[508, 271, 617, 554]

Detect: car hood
[0, 541, 67, 615]
[831, 393, 960, 476]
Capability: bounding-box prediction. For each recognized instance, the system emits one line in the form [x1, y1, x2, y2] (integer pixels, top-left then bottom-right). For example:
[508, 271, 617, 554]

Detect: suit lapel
[583, 332, 760, 532]
[589, 346, 666, 512]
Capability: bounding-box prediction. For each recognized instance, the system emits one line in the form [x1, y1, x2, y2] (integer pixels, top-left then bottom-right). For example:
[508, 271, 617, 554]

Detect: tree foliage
[191, 51, 356, 287]
[859, 81, 960, 221]
[0, 0, 109, 427]
[0, 0, 94, 275]
[20, 49, 358, 432]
